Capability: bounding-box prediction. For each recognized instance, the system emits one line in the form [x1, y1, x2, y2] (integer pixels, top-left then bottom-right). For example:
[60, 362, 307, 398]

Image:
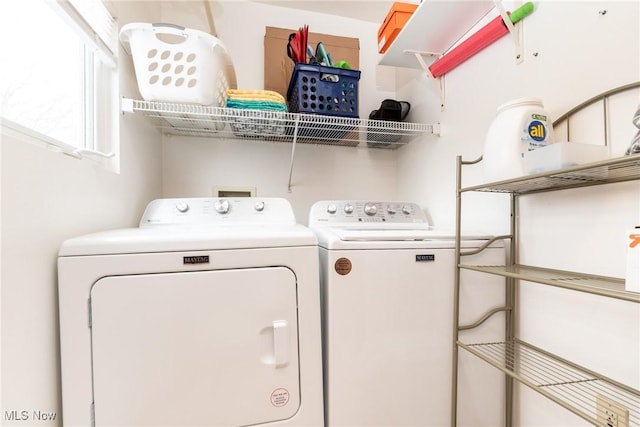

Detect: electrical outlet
[596, 395, 629, 427]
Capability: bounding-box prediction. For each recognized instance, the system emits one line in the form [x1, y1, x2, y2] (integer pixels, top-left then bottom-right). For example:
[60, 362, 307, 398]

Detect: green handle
[510, 2, 534, 24]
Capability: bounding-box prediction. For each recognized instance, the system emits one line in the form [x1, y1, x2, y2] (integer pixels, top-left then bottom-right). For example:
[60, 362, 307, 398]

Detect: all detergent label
[520, 113, 551, 157]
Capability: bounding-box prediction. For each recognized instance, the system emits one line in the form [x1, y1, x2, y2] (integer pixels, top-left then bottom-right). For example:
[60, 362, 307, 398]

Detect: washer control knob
[254, 201, 265, 212]
[215, 199, 230, 214]
[175, 201, 189, 213]
[402, 205, 412, 215]
[344, 203, 354, 214]
[387, 205, 397, 215]
[364, 202, 377, 216]
[327, 204, 337, 214]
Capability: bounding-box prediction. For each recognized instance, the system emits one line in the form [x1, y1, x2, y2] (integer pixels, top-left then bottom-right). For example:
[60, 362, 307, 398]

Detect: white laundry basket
[119, 23, 237, 106]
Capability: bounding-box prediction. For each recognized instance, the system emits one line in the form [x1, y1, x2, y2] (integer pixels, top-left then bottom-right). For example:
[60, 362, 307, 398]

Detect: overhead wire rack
[121, 98, 440, 191]
[121, 98, 439, 148]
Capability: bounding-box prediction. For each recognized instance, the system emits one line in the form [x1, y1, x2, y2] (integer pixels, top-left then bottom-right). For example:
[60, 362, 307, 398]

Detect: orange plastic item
[377, 2, 418, 54]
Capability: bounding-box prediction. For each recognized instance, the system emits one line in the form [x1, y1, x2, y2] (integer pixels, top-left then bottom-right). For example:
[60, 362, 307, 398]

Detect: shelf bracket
[404, 49, 446, 110]
[495, 0, 524, 64]
[287, 115, 300, 192]
[121, 97, 134, 114]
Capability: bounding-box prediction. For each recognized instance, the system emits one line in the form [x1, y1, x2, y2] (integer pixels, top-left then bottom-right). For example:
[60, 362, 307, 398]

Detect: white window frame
[0, 0, 119, 172]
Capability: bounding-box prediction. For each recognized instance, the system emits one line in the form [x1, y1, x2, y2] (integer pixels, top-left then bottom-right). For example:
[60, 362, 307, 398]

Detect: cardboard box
[378, 2, 418, 54]
[264, 27, 360, 100]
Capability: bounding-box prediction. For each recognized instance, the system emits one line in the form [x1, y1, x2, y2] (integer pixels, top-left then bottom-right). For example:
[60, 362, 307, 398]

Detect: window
[0, 0, 118, 168]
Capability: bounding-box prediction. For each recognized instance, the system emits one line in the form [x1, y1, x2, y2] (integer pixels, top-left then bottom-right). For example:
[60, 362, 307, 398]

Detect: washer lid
[311, 225, 498, 250]
[330, 228, 453, 241]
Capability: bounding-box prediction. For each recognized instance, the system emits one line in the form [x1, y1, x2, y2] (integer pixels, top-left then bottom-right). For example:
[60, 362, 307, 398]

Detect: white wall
[0, 2, 164, 425]
[395, 1, 640, 426]
[156, 0, 404, 223]
[396, 0, 640, 233]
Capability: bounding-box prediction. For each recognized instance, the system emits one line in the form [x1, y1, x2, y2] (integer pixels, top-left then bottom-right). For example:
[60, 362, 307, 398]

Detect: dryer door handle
[272, 320, 289, 368]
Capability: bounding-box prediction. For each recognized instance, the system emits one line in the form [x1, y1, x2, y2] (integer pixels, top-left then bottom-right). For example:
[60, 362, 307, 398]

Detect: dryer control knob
[175, 201, 189, 213]
[387, 205, 397, 215]
[344, 203, 354, 214]
[327, 204, 337, 214]
[364, 202, 377, 216]
[402, 205, 412, 215]
[254, 201, 265, 212]
[215, 199, 230, 214]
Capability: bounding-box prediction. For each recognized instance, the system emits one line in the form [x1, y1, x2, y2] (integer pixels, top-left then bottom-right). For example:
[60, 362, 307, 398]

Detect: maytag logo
[416, 254, 435, 262]
[184, 255, 210, 265]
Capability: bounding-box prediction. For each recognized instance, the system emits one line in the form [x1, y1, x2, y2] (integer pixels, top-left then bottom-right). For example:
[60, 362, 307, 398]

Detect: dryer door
[90, 267, 300, 426]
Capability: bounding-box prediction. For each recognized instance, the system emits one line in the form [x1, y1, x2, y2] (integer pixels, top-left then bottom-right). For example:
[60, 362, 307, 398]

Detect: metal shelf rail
[459, 264, 639, 303]
[452, 154, 640, 427]
[458, 339, 640, 427]
[462, 155, 640, 195]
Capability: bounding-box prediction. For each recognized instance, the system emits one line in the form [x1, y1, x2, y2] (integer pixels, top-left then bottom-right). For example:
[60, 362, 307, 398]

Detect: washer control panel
[309, 200, 428, 226]
[140, 197, 296, 227]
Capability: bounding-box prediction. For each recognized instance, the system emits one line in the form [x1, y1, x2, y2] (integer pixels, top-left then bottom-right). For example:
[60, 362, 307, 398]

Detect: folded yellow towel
[226, 89, 286, 104]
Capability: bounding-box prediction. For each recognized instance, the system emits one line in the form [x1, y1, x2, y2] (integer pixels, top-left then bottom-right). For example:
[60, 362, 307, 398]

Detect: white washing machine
[58, 197, 324, 427]
[308, 200, 505, 427]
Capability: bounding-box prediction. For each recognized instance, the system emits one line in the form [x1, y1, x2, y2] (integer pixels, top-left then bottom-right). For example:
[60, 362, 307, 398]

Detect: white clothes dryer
[58, 197, 324, 427]
[309, 200, 505, 427]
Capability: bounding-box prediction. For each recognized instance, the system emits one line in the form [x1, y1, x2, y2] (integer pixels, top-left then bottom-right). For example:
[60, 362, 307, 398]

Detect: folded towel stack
[226, 89, 288, 112]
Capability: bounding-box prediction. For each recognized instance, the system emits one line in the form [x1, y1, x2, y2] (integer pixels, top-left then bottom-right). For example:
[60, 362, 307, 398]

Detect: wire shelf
[122, 99, 439, 148]
[458, 339, 640, 427]
[459, 264, 638, 303]
[462, 155, 640, 194]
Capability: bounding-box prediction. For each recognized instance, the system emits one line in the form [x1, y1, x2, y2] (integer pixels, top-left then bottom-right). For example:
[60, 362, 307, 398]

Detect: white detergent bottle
[483, 98, 554, 182]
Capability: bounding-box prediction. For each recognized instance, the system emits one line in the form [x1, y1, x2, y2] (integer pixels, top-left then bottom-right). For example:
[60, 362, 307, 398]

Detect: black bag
[367, 99, 411, 146]
[369, 99, 411, 122]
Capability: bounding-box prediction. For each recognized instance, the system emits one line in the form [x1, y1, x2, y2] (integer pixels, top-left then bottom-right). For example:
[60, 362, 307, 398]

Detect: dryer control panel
[308, 200, 429, 227]
[140, 197, 296, 227]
